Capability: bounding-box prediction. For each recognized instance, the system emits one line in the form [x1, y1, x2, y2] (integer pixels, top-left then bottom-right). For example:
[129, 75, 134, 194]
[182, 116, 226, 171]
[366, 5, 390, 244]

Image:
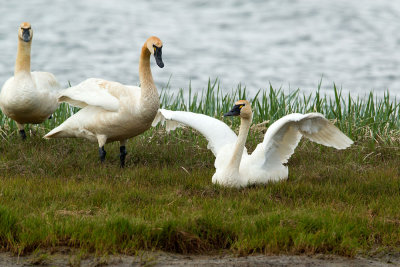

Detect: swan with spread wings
[152, 100, 353, 187]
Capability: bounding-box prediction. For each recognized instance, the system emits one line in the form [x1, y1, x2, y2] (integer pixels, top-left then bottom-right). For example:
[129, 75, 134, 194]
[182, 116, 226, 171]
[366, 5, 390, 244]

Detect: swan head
[146, 36, 164, 68]
[224, 100, 252, 120]
[18, 22, 33, 43]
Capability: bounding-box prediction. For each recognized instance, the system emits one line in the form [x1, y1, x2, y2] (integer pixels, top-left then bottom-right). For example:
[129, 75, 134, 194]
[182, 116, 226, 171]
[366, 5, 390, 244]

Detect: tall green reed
[0, 79, 399, 143]
[160, 79, 399, 143]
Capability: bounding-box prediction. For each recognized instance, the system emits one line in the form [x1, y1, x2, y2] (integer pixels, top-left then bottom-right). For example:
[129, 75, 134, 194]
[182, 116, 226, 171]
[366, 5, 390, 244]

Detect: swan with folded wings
[152, 100, 353, 187]
[0, 22, 62, 139]
[44, 36, 164, 167]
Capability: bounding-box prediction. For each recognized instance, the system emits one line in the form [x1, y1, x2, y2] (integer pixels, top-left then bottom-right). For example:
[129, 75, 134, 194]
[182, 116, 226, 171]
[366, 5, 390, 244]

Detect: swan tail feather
[44, 125, 66, 139]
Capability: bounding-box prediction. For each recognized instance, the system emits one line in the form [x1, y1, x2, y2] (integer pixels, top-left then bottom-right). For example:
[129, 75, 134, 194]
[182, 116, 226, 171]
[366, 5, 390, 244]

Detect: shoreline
[1, 250, 398, 267]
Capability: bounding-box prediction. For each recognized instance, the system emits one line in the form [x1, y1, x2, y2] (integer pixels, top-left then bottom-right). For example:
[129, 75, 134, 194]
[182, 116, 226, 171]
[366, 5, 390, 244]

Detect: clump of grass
[0, 80, 399, 143]
[160, 79, 400, 143]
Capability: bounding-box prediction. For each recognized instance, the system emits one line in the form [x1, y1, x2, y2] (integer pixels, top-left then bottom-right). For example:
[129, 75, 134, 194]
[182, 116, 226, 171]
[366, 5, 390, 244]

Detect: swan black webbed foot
[98, 146, 106, 163]
[119, 146, 127, 168]
[19, 129, 26, 140]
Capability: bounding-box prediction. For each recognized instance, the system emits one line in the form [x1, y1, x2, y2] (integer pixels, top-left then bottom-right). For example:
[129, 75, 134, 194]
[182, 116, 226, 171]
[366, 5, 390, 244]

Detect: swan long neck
[228, 116, 252, 171]
[14, 38, 31, 77]
[139, 44, 159, 110]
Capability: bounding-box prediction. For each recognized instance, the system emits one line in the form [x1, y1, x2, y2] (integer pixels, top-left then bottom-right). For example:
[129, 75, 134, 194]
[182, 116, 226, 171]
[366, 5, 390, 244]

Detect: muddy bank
[1, 251, 399, 267]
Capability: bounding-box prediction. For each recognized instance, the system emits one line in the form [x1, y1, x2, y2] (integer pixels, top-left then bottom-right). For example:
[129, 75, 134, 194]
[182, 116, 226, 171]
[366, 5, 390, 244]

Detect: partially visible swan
[44, 36, 164, 167]
[0, 22, 62, 139]
[152, 100, 353, 187]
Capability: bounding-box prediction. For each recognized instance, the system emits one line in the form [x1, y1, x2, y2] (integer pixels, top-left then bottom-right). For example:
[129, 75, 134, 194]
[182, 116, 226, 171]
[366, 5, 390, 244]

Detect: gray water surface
[1, 0, 400, 96]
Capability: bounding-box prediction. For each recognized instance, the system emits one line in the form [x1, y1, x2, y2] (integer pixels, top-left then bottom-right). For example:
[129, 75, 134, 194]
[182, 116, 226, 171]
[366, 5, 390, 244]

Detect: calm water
[1, 0, 400, 97]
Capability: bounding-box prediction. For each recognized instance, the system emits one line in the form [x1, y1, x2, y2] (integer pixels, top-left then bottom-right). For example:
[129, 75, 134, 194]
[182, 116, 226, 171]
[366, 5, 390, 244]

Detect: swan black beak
[22, 29, 31, 42]
[224, 105, 241, 117]
[154, 45, 164, 68]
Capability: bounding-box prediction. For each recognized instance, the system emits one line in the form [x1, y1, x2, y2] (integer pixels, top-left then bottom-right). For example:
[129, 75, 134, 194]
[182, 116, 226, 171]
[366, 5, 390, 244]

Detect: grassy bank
[0, 83, 399, 257]
[0, 133, 399, 256]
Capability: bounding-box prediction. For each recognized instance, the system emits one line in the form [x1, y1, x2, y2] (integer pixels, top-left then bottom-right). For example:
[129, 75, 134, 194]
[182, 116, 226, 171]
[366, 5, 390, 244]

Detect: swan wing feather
[58, 78, 120, 112]
[252, 113, 353, 168]
[152, 109, 237, 157]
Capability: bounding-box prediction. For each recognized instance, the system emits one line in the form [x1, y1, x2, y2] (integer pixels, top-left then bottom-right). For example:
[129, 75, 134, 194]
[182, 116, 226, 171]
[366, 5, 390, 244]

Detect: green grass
[0, 133, 399, 256]
[1, 80, 400, 142]
[158, 80, 400, 143]
[0, 82, 399, 257]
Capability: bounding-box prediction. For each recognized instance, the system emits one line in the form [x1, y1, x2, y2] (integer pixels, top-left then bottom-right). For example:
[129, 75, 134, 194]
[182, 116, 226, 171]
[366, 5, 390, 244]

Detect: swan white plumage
[152, 100, 353, 187]
[0, 22, 62, 139]
[44, 36, 165, 167]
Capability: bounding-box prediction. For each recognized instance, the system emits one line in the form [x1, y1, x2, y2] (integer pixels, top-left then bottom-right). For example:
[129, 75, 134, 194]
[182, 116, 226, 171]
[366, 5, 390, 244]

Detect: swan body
[0, 22, 61, 138]
[153, 100, 353, 187]
[44, 36, 165, 167]
[45, 78, 156, 142]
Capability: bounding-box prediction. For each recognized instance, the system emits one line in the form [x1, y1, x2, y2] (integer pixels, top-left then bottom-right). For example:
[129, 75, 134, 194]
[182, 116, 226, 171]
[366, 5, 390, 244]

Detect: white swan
[0, 22, 62, 139]
[44, 36, 164, 167]
[152, 100, 353, 187]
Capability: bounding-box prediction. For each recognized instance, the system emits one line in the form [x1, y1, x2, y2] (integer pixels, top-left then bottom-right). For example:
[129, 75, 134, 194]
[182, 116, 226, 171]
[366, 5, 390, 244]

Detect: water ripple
[0, 0, 399, 97]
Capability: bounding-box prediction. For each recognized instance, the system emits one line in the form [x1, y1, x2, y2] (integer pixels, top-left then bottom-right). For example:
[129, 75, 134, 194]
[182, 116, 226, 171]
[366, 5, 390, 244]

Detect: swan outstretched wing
[58, 78, 120, 112]
[251, 113, 353, 168]
[152, 109, 237, 157]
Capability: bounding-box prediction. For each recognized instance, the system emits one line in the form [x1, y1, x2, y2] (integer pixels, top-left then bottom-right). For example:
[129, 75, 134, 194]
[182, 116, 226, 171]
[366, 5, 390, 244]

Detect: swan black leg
[119, 146, 127, 168]
[19, 129, 26, 140]
[99, 146, 106, 163]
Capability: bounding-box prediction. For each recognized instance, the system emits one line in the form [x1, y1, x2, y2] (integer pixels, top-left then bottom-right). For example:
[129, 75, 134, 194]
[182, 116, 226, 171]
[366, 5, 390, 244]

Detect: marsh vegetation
[0, 82, 399, 257]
